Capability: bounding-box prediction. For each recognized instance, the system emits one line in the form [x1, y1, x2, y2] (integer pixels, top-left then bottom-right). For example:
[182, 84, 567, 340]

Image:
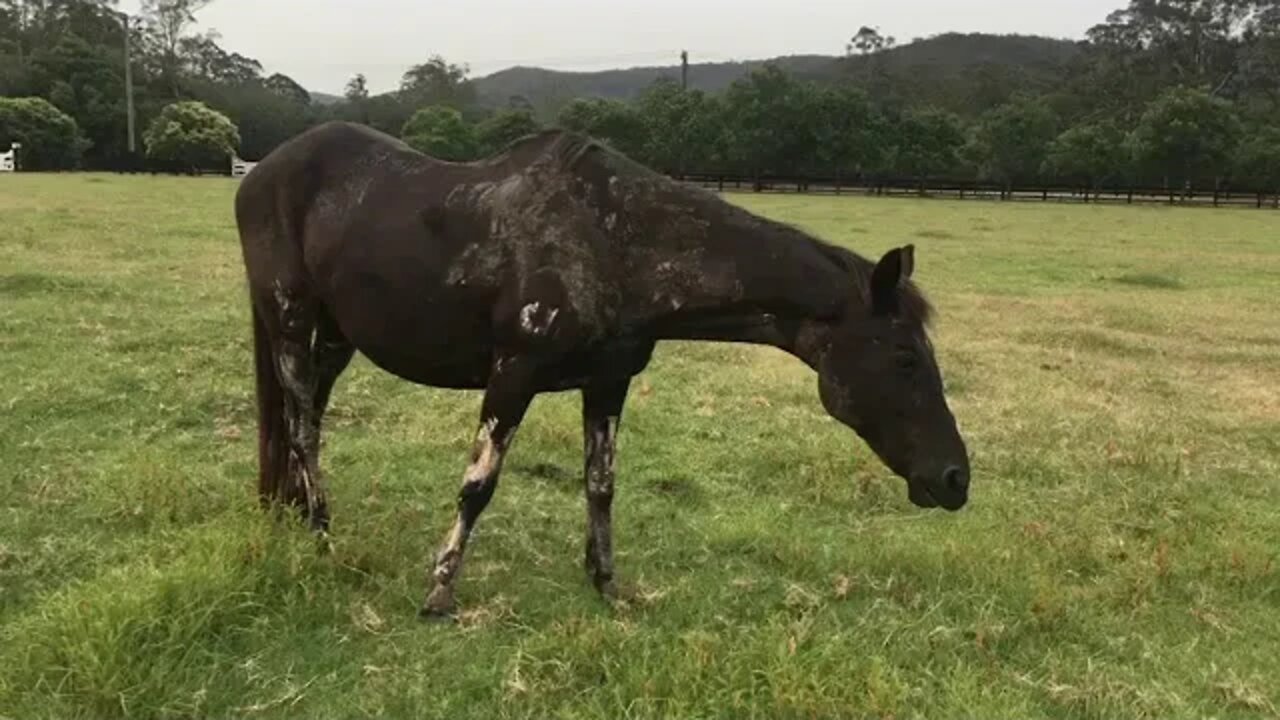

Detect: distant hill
[310, 91, 343, 106]
[473, 55, 835, 108]
[309, 33, 1084, 118]
[470, 33, 1082, 117]
[857, 32, 1081, 71]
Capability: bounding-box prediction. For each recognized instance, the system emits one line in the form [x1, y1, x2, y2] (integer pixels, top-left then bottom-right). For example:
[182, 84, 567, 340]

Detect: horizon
[117, 0, 1121, 95]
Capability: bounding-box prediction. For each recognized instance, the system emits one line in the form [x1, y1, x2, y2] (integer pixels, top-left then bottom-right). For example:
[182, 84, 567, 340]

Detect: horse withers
[234, 121, 969, 619]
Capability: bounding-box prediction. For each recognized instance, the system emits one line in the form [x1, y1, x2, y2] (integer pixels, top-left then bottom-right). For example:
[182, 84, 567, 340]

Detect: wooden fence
[676, 173, 1280, 210]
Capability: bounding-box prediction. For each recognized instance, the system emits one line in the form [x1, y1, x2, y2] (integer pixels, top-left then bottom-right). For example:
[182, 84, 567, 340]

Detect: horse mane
[481, 129, 603, 169]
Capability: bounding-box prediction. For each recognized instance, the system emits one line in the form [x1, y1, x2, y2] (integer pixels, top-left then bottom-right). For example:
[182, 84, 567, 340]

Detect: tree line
[2, 0, 1279, 191]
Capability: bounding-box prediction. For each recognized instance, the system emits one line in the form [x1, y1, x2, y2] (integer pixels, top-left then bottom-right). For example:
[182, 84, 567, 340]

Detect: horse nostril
[942, 466, 969, 494]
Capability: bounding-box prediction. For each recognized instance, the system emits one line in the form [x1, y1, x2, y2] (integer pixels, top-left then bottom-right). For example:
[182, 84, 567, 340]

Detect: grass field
[1, 174, 1278, 719]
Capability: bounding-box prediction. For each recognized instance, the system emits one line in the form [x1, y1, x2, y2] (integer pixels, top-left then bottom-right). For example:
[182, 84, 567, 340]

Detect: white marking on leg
[464, 419, 503, 483]
[433, 417, 510, 586]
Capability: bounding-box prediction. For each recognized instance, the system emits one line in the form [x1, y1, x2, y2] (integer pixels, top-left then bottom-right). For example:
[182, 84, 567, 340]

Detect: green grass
[1, 175, 1278, 719]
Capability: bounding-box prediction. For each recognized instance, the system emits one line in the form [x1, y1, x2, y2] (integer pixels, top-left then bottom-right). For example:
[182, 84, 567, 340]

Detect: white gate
[0, 143, 17, 172]
[231, 155, 257, 178]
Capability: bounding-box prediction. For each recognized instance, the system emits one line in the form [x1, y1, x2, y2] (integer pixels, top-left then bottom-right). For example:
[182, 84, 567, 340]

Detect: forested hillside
[471, 33, 1082, 118]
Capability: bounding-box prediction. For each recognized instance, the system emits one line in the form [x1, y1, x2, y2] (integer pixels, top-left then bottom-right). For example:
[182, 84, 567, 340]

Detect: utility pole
[118, 11, 137, 155]
[680, 50, 689, 90]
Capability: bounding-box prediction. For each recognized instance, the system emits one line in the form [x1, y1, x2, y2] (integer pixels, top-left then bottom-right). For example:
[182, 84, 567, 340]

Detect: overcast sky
[117, 0, 1123, 94]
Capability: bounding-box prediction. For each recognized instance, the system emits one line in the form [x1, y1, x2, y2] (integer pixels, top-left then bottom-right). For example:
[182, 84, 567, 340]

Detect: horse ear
[871, 245, 912, 315]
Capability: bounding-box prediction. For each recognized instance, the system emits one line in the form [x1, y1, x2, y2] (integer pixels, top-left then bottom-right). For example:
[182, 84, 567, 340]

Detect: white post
[0, 142, 17, 172]
[231, 154, 257, 179]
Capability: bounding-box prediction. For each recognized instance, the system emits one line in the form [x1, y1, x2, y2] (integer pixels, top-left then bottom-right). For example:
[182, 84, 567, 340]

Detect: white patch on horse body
[519, 303, 540, 332]
[604, 213, 618, 231]
[519, 302, 560, 337]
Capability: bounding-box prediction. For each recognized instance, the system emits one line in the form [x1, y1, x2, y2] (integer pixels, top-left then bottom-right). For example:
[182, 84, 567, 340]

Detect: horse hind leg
[265, 283, 333, 534]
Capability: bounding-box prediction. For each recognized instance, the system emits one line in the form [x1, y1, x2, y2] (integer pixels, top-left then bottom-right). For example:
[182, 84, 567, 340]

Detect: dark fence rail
[44, 159, 1280, 211]
[674, 172, 1280, 210]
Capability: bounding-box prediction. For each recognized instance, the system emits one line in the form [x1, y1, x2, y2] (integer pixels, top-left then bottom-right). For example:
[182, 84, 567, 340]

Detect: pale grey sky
[118, 0, 1123, 94]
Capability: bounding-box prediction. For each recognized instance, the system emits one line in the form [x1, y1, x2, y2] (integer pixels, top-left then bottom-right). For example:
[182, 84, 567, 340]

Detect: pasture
[1, 174, 1278, 719]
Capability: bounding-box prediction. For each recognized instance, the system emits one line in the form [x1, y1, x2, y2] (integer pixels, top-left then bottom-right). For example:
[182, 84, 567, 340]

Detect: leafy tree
[344, 73, 369, 103]
[887, 107, 968, 181]
[475, 108, 540, 155]
[1127, 86, 1241, 185]
[1086, 0, 1272, 92]
[720, 64, 817, 174]
[179, 32, 262, 85]
[362, 93, 414, 136]
[143, 99, 239, 170]
[968, 96, 1059, 185]
[1233, 125, 1280, 191]
[808, 85, 884, 175]
[191, 79, 312, 159]
[1042, 121, 1127, 188]
[263, 72, 310, 105]
[343, 73, 370, 124]
[400, 56, 475, 109]
[401, 105, 477, 161]
[141, 0, 213, 96]
[849, 26, 896, 56]
[556, 97, 644, 157]
[633, 78, 725, 173]
[28, 30, 127, 165]
[0, 95, 89, 169]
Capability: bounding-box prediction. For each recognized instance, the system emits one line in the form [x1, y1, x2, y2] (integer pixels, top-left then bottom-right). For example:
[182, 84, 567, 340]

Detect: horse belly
[324, 265, 497, 389]
[354, 323, 494, 389]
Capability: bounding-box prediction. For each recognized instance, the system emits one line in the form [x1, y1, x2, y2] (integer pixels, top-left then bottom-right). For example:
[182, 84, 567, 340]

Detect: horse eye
[894, 351, 917, 372]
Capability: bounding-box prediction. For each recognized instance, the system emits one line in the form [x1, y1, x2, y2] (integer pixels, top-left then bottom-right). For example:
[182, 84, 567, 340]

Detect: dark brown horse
[235, 121, 970, 619]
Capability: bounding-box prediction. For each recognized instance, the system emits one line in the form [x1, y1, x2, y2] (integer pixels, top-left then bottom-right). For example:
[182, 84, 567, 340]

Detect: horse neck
[633, 206, 851, 369]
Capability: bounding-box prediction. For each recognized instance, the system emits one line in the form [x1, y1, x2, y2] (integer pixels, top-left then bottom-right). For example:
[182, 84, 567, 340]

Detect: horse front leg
[582, 378, 630, 599]
[420, 355, 536, 620]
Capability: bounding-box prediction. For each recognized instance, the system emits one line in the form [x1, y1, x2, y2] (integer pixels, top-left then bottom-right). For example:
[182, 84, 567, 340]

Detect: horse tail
[251, 301, 294, 507]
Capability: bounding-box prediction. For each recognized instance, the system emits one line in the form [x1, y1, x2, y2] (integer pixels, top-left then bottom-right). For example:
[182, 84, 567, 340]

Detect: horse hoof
[314, 531, 334, 555]
[417, 605, 458, 624]
[593, 577, 618, 600]
[420, 586, 456, 622]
